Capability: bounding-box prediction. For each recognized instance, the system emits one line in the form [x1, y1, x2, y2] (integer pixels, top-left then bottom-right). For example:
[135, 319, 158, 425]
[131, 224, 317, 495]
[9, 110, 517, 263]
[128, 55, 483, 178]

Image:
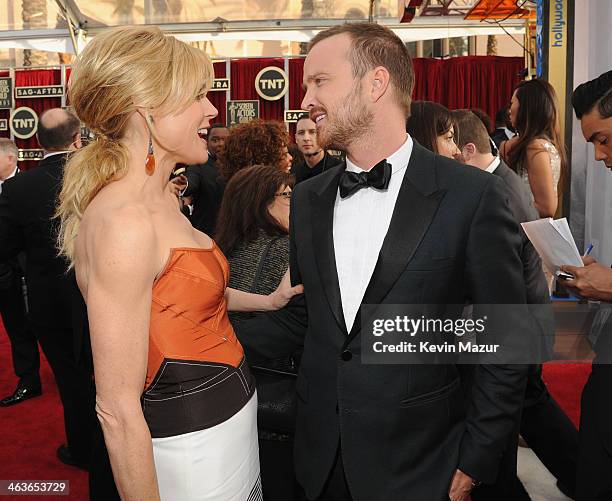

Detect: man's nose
[594, 145, 607, 162]
[301, 87, 316, 111]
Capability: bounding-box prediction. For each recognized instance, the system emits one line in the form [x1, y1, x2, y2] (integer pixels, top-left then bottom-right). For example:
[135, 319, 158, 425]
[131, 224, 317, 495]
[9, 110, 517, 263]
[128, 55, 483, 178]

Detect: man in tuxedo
[0, 138, 41, 406]
[236, 23, 529, 501]
[490, 107, 515, 149]
[181, 123, 228, 234]
[453, 109, 579, 499]
[562, 70, 612, 501]
[292, 116, 342, 184]
[0, 108, 94, 469]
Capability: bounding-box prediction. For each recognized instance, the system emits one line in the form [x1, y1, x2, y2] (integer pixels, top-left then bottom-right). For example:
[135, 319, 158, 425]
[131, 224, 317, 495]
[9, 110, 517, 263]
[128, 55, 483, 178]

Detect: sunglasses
[275, 190, 292, 200]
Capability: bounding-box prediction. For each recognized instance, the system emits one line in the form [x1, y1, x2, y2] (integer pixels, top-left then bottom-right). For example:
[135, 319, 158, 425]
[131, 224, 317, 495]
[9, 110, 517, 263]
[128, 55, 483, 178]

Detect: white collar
[43, 150, 71, 160]
[485, 156, 501, 173]
[503, 127, 514, 140]
[346, 135, 413, 176]
[0, 166, 18, 184]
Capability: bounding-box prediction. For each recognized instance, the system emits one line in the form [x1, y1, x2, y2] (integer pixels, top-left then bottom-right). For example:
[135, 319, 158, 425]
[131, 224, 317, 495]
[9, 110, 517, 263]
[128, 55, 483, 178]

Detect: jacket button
[341, 349, 352, 361]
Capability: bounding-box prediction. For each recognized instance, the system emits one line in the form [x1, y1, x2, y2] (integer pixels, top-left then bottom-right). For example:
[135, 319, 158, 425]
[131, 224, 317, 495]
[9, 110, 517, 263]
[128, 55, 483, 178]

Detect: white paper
[521, 218, 583, 274]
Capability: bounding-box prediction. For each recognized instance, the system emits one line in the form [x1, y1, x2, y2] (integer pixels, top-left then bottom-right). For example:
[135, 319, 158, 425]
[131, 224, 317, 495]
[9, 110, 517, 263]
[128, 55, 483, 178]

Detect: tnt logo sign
[10, 107, 38, 139]
[255, 66, 289, 101]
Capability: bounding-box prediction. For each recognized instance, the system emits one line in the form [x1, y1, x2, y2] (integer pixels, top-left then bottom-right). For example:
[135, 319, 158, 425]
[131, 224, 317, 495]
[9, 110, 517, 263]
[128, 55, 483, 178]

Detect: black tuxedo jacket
[0, 153, 72, 328]
[492, 161, 550, 306]
[237, 143, 529, 501]
[182, 156, 225, 236]
[0, 168, 24, 289]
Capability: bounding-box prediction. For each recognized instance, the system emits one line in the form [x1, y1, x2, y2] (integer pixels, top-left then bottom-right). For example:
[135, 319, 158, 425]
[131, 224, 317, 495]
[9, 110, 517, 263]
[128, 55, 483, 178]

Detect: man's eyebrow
[303, 72, 331, 86]
[588, 131, 601, 143]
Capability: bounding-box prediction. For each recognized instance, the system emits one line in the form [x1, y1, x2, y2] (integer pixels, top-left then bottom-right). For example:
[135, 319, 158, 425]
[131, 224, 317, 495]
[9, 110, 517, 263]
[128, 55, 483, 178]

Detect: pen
[584, 243, 593, 257]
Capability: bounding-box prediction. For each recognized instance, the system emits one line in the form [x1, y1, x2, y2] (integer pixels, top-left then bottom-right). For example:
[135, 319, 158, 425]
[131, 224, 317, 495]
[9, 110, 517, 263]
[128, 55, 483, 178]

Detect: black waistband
[142, 357, 255, 438]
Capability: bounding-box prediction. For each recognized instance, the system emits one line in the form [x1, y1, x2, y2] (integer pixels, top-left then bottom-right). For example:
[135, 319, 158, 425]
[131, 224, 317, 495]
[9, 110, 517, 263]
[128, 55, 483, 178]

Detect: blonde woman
[57, 27, 301, 500]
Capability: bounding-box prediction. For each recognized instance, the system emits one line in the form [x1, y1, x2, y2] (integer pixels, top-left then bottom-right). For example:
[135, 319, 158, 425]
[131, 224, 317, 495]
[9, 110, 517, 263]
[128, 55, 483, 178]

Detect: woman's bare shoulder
[77, 196, 158, 284]
[525, 137, 557, 153]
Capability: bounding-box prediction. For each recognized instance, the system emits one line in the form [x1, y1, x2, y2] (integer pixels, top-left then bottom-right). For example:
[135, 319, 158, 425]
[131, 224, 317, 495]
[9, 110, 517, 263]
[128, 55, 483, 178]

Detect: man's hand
[561, 257, 612, 302]
[168, 174, 188, 197]
[448, 469, 474, 501]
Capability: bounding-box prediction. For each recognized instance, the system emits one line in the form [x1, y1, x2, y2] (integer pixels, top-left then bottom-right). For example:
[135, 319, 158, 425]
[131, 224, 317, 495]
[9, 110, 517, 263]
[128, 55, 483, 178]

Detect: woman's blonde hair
[56, 26, 213, 263]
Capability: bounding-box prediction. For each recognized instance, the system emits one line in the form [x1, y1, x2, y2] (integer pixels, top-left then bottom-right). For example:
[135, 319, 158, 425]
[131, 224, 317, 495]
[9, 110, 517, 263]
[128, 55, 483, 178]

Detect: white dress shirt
[0, 166, 18, 194]
[485, 156, 501, 174]
[333, 135, 413, 332]
[43, 150, 71, 160]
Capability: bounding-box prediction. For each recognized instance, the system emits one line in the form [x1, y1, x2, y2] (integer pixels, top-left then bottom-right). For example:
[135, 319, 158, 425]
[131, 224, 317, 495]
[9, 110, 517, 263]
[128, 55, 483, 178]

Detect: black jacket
[493, 160, 554, 359]
[0, 153, 72, 328]
[291, 152, 342, 184]
[182, 156, 225, 236]
[493, 161, 549, 304]
[236, 142, 530, 500]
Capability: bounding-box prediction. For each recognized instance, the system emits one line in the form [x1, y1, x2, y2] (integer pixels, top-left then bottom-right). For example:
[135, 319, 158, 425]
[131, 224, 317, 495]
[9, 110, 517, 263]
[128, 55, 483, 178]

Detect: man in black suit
[563, 70, 612, 501]
[0, 138, 41, 405]
[292, 116, 342, 184]
[490, 107, 515, 149]
[181, 123, 228, 235]
[0, 108, 94, 469]
[236, 24, 529, 501]
[453, 109, 579, 500]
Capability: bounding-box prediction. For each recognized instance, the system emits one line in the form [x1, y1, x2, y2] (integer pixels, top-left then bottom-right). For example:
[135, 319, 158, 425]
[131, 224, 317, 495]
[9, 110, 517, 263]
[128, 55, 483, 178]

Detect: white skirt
[152, 392, 262, 501]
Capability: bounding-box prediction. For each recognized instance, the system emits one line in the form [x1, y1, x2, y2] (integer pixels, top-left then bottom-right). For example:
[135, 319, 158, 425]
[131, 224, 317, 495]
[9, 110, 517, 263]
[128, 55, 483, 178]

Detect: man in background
[291, 116, 341, 184]
[453, 109, 579, 500]
[0, 108, 94, 469]
[491, 107, 515, 149]
[0, 138, 41, 406]
[181, 123, 228, 234]
[563, 69, 612, 501]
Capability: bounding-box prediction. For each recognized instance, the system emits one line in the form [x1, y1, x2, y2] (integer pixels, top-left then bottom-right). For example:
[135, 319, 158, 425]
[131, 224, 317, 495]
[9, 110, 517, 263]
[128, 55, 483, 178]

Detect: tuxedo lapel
[309, 164, 348, 335]
[344, 142, 445, 344]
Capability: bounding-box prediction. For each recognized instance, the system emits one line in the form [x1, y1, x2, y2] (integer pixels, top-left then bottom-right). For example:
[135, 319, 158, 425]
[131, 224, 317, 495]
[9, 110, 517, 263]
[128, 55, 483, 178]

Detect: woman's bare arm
[526, 140, 557, 218]
[226, 268, 303, 312]
[84, 206, 160, 501]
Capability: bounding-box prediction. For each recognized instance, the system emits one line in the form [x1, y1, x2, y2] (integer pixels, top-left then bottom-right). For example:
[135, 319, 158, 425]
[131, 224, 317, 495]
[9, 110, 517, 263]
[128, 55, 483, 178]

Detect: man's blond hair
[309, 23, 414, 117]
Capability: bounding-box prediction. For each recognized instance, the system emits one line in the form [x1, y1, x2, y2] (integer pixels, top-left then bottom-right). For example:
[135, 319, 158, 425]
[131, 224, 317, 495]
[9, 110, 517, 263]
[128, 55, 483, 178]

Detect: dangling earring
[145, 119, 155, 175]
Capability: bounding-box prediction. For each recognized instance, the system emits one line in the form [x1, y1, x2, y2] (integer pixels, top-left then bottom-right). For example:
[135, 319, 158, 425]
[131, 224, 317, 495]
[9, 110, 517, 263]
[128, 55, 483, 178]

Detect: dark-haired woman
[502, 79, 567, 219]
[406, 100, 461, 159]
[216, 165, 299, 501]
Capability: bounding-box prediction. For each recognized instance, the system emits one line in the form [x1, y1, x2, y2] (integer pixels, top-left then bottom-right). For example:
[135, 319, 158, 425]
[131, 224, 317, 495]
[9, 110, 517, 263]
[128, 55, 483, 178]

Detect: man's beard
[317, 85, 373, 152]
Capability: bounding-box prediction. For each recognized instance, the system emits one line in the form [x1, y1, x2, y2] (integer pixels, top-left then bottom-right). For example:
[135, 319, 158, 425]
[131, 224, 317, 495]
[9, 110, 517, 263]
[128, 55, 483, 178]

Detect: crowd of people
[0, 21, 611, 501]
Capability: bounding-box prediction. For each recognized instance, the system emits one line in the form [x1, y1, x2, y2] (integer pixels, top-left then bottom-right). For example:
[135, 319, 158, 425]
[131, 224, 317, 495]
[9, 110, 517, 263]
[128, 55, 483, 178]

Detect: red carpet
[0, 320, 87, 500]
[0, 321, 592, 501]
[542, 361, 591, 428]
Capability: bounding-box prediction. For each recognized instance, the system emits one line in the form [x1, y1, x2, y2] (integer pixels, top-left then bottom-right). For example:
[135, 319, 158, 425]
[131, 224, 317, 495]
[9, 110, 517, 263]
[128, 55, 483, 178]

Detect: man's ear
[370, 66, 390, 102]
[463, 142, 477, 159]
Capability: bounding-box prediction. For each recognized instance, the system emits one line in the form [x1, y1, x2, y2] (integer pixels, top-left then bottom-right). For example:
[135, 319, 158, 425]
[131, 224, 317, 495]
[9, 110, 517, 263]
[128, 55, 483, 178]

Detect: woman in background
[217, 164, 300, 501]
[406, 100, 461, 160]
[56, 26, 301, 500]
[217, 165, 292, 307]
[502, 79, 567, 218]
[218, 120, 293, 182]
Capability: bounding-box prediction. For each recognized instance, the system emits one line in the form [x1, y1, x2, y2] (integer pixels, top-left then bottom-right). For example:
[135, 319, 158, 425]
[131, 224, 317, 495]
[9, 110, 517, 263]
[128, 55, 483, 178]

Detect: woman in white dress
[56, 26, 301, 500]
[501, 78, 567, 219]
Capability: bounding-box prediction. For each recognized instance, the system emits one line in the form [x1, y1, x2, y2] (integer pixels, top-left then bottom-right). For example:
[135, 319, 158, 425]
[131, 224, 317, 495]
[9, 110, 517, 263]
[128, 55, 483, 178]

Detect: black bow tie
[339, 159, 392, 199]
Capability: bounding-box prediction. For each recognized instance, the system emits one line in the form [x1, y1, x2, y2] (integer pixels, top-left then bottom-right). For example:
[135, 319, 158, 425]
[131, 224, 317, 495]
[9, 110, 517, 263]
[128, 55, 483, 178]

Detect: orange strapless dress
[142, 244, 261, 500]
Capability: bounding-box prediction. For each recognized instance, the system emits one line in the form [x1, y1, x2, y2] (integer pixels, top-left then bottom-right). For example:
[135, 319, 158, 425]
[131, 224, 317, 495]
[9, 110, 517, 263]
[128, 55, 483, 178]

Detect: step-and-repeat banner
[0, 56, 524, 170]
